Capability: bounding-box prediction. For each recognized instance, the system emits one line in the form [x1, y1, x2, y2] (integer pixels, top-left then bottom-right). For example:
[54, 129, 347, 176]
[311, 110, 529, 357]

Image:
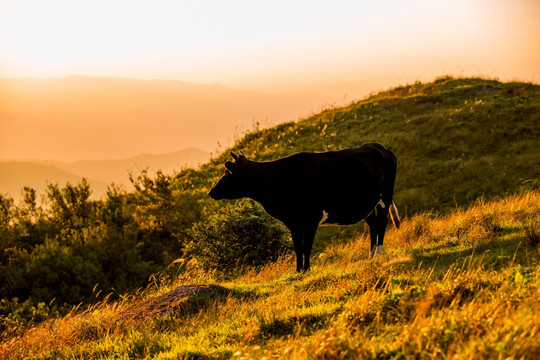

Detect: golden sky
[1, 0, 539, 85]
[1, 0, 540, 162]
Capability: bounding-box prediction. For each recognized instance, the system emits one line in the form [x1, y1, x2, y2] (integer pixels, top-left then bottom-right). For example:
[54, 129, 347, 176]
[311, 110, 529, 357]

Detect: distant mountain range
[0, 148, 210, 202]
[0, 75, 338, 161]
[0, 162, 109, 202]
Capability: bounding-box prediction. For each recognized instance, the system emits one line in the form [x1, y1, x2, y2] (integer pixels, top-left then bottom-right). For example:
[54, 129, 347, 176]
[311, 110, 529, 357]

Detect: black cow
[208, 143, 400, 272]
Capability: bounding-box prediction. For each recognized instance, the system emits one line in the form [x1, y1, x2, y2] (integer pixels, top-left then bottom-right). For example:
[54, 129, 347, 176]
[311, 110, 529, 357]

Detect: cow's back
[260, 143, 394, 225]
[315, 145, 389, 224]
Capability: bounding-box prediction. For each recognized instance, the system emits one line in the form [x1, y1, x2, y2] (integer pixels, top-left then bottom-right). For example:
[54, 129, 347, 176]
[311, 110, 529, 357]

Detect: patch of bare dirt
[465, 85, 501, 96]
[122, 284, 227, 319]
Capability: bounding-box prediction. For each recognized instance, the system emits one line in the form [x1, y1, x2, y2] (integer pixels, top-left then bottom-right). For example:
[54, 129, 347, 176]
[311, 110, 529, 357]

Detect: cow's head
[208, 151, 253, 200]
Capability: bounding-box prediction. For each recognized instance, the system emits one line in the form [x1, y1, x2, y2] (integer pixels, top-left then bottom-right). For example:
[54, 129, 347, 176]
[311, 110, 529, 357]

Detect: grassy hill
[177, 76, 539, 216]
[2, 190, 538, 359]
[1, 77, 539, 359]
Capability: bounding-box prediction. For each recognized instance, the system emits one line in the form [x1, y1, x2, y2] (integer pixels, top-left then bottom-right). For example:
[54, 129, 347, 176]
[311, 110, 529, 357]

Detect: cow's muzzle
[208, 188, 220, 200]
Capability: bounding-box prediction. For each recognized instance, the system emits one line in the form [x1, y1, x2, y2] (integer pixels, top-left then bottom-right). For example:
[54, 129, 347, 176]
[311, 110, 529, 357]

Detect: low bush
[185, 200, 291, 271]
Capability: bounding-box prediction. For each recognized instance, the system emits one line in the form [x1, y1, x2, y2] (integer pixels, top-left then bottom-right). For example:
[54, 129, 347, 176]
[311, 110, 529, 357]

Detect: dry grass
[1, 190, 539, 359]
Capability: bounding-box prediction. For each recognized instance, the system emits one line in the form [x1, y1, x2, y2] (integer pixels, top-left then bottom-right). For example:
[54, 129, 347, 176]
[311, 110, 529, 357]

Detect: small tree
[0, 194, 14, 233]
[47, 179, 94, 231]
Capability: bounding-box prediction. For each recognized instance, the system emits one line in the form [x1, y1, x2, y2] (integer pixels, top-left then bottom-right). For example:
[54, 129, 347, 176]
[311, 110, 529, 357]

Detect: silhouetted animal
[209, 143, 400, 272]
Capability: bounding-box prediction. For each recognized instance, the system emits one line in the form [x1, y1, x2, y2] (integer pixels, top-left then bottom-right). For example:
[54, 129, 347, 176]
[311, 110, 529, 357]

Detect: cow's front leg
[290, 229, 304, 272]
[302, 224, 318, 272]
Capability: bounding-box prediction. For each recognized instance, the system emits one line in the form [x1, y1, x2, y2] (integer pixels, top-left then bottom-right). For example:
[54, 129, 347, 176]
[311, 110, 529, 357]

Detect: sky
[1, 0, 539, 85]
[0, 0, 539, 163]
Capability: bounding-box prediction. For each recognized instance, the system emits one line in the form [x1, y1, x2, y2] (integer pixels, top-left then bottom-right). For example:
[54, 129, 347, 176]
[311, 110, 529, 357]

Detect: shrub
[185, 200, 290, 271]
[0, 298, 59, 334]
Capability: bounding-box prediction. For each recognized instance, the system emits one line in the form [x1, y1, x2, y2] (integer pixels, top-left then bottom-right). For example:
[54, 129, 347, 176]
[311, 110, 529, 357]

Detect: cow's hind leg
[366, 204, 389, 258]
[366, 211, 378, 259]
[376, 204, 389, 253]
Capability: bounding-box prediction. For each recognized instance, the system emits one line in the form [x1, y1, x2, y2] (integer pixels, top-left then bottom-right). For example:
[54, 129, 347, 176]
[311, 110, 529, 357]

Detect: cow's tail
[390, 201, 401, 229]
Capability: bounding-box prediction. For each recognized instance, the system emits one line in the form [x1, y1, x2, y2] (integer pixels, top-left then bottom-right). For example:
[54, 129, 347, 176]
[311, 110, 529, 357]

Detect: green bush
[0, 297, 59, 334]
[185, 200, 290, 271]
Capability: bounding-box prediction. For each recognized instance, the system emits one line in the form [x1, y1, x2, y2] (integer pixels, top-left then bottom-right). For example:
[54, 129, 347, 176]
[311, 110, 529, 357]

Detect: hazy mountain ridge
[35, 147, 210, 183]
[0, 148, 210, 202]
[0, 162, 109, 202]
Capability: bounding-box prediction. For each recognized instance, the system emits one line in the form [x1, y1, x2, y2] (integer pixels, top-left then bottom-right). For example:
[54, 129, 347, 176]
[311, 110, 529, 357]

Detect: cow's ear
[225, 161, 240, 173]
[231, 151, 247, 161]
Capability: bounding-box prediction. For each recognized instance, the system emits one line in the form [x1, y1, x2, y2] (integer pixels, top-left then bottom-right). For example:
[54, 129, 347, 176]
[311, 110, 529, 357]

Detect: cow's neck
[245, 161, 288, 213]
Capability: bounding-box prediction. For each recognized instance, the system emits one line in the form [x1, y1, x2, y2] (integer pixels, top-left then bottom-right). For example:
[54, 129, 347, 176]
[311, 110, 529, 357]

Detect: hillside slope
[3, 190, 538, 359]
[177, 77, 539, 216]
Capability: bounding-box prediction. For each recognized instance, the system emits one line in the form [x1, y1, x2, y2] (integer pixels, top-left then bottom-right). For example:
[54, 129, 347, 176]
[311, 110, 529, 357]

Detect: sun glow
[1, 0, 539, 84]
[1, 0, 539, 162]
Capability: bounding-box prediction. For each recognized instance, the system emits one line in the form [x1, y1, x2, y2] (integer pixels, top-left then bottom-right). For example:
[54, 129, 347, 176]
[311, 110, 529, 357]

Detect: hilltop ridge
[176, 76, 539, 215]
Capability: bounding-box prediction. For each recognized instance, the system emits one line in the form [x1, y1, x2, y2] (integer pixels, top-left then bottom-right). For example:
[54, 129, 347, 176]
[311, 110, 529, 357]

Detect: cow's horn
[230, 152, 240, 160]
[240, 151, 246, 158]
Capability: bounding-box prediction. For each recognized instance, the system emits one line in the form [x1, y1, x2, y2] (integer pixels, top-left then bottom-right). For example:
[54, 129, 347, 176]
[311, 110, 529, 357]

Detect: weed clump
[524, 224, 539, 249]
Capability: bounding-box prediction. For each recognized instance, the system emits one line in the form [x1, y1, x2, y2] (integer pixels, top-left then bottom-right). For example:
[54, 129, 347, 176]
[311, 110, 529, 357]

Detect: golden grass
[1, 190, 539, 359]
